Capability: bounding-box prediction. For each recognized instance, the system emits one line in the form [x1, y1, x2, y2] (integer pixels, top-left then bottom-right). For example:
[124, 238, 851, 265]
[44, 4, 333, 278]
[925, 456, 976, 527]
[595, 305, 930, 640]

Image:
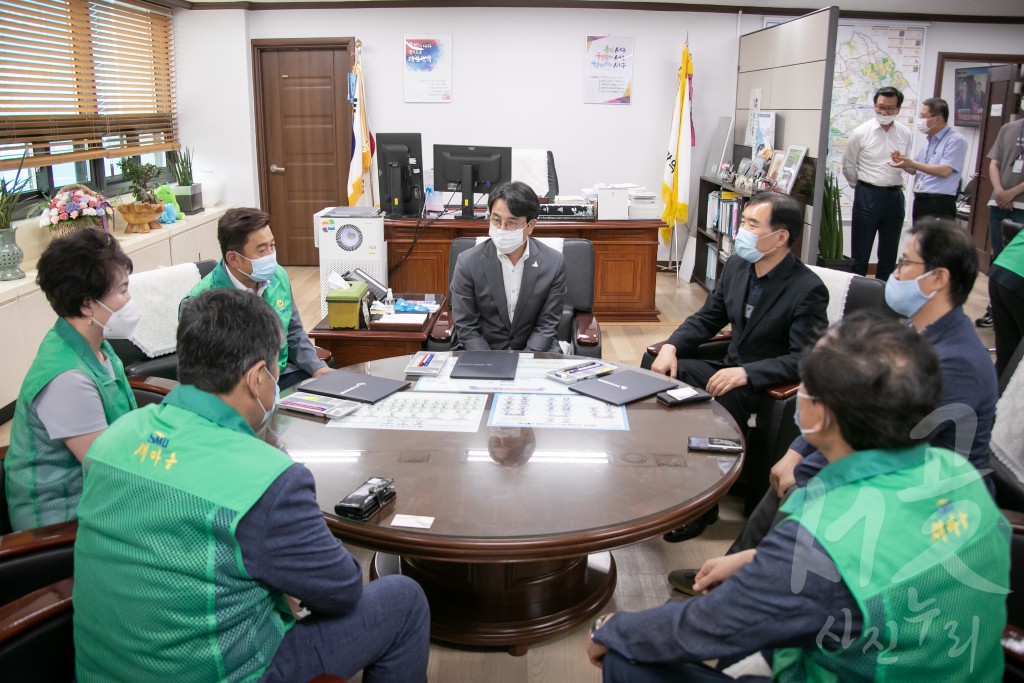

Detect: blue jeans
[603, 651, 770, 683]
[263, 575, 430, 683]
[988, 205, 1024, 260]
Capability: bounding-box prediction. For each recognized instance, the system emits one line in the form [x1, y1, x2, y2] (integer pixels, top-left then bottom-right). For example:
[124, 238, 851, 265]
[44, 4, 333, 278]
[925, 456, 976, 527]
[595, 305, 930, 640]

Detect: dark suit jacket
[450, 237, 567, 353]
[667, 252, 828, 389]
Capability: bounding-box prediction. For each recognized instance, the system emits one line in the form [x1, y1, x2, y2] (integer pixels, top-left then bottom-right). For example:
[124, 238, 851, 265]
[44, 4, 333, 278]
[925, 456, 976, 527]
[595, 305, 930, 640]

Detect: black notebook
[299, 369, 409, 404]
[449, 351, 519, 380]
[569, 370, 676, 406]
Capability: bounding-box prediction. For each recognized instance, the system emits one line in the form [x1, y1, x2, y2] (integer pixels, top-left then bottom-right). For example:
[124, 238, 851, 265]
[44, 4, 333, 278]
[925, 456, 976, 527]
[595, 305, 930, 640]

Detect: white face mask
[875, 113, 896, 126]
[916, 117, 932, 134]
[489, 225, 526, 255]
[93, 298, 142, 340]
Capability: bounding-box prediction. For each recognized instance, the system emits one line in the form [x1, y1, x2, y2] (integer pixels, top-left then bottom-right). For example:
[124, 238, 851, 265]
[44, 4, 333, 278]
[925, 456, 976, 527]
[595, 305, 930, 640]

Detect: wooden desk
[308, 294, 445, 367]
[278, 354, 743, 653]
[384, 218, 663, 322]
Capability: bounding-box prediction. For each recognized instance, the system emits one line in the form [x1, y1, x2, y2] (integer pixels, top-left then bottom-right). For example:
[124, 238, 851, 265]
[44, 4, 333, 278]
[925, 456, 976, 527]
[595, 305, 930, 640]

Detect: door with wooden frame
[968, 64, 1022, 273]
[254, 39, 354, 266]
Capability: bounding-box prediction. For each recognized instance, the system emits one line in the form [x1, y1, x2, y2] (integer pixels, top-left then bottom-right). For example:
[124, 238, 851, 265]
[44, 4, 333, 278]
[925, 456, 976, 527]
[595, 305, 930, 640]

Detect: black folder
[449, 351, 519, 380]
[569, 370, 676, 406]
[299, 369, 409, 404]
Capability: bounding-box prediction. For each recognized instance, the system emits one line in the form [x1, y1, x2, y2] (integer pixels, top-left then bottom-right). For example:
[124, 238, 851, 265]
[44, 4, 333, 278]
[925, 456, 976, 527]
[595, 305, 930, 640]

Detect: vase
[0, 226, 25, 281]
[172, 183, 204, 214]
[193, 169, 223, 206]
[117, 203, 166, 234]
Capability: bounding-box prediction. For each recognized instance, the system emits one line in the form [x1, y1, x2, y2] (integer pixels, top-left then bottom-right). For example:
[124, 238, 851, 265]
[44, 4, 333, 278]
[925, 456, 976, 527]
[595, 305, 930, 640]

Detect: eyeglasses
[894, 257, 926, 271]
[488, 216, 529, 231]
[874, 105, 900, 114]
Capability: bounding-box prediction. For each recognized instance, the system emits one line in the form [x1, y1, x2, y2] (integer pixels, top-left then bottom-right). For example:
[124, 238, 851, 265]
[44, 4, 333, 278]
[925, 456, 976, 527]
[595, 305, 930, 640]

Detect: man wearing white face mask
[890, 97, 967, 222]
[184, 207, 330, 390]
[842, 86, 913, 282]
[6, 230, 140, 531]
[73, 289, 430, 683]
[651, 192, 827, 542]
[449, 181, 567, 352]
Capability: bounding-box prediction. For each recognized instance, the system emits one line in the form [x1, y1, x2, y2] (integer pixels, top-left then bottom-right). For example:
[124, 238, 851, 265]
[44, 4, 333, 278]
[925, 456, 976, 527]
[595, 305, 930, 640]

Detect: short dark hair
[874, 86, 904, 108]
[487, 181, 540, 222]
[36, 229, 134, 318]
[745, 191, 804, 246]
[922, 97, 950, 122]
[218, 207, 271, 256]
[910, 218, 978, 307]
[800, 311, 941, 451]
[177, 289, 282, 394]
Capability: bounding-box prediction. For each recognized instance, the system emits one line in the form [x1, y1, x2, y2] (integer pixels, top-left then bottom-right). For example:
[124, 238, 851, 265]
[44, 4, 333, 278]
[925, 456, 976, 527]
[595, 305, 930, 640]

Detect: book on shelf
[706, 191, 721, 233]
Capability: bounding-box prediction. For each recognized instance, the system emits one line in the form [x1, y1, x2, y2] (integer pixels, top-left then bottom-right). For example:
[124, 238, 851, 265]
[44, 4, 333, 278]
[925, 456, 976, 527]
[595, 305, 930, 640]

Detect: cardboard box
[597, 188, 630, 220]
[326, 282, 369, 329]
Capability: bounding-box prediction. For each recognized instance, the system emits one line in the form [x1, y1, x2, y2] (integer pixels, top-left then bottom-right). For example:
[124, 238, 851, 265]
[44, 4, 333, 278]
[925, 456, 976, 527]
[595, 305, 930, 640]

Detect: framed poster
[584, 35, 634, 104]
[704, 116, 734, 178]
[954, 67, 988, 127]
[404, 35, 452, 103]
[776, 145, 807, 195]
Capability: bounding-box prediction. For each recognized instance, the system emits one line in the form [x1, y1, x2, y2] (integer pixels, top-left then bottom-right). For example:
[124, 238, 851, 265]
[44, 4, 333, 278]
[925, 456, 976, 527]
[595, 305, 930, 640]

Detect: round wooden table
[272, 354, 743, 654]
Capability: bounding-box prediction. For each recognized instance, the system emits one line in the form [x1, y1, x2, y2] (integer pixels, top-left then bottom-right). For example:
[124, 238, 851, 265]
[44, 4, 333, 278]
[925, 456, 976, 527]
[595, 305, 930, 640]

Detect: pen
[419, 353, 434, 367]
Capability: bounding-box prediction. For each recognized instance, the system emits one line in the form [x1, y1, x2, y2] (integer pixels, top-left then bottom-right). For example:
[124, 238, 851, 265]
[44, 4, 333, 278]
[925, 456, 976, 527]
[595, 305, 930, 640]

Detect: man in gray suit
[450, 181, 567, 353]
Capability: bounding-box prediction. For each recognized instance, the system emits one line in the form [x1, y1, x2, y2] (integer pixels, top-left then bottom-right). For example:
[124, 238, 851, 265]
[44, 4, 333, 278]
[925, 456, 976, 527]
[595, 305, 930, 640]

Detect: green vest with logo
[6, 318, 136, 530]
[73, 385, 295, 683]
[773, 445, 1009, 682]
[186, 261, 292, 372]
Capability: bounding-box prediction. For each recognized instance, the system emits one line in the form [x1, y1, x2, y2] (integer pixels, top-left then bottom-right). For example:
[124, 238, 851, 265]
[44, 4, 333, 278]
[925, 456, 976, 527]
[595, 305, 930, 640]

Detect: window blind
[0, 0, 177, 171]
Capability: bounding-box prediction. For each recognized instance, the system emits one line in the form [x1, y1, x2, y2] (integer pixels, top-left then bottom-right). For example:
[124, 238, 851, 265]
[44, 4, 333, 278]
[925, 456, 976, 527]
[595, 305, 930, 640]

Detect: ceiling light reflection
[466, 449, 609, 464]
[290, 450, 362, 464]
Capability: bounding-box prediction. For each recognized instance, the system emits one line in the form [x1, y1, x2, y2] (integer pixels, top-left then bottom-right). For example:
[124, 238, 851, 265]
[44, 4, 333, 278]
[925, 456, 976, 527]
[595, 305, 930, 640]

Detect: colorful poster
[584, 35, 633, 104]
[404, 35, 452, 103]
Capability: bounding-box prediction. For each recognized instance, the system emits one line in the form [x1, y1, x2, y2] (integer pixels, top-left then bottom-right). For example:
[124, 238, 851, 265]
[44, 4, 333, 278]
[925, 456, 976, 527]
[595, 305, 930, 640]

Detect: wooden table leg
[371, 552, 616, 655]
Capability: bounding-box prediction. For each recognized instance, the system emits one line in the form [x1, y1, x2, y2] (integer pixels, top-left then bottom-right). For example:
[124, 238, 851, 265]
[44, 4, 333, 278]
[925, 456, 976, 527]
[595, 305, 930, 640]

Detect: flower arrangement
[38, 185, 114, 238]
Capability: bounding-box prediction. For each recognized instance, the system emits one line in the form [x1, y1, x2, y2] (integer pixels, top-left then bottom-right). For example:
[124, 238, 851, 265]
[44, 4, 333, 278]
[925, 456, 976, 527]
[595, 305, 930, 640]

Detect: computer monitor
[377, 133, 424, 218]
[433, 144, 512, 218]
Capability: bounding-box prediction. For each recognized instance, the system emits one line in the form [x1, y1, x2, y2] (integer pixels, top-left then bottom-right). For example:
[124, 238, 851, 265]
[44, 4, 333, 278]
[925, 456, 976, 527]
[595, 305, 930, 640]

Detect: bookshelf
[692, 175, 753, 292]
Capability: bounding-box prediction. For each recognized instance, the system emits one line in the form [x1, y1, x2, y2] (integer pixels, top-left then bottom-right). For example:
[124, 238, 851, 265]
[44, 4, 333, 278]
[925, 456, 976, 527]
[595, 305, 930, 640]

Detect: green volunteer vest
[992, 229, 1024, 280]
[6, 318, 136, 530]
[73, 385, 295, 683]
[773, 445, 1009, 682]
[186, 261, 292, 372]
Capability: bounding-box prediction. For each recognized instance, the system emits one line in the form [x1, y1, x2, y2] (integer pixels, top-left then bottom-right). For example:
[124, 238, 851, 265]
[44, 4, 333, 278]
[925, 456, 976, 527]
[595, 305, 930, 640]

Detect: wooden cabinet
[384, 218, 662, 322]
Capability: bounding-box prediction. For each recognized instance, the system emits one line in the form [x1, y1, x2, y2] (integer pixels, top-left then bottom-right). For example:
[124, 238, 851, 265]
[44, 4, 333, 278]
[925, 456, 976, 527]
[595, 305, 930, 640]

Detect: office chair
[641, 266, 894, 513]
[1004, 219, 1023, 248]
[0, 578, 75, 682]
[990, 336, 1024, 513]
[427, 237, 601, 358]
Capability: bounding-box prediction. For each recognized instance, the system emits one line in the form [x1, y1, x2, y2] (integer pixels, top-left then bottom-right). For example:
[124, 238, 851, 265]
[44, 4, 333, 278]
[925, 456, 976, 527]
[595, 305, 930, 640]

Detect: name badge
[745, 303, 754, 319]
[1014, 158, 1023, 174]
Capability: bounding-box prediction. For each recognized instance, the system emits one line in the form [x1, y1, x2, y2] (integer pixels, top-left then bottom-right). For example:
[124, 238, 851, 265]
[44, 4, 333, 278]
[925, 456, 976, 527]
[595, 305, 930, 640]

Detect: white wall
[175, 6, 741, 213]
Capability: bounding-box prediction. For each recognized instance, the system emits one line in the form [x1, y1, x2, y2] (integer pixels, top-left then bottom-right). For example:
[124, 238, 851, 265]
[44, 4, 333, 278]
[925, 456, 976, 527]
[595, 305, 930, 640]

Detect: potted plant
[37, 185, 115, 239]
[816, 168, 856, 272]
[170, 147, 204, 215]
[0, 156, 30, 280]
[117, 157, 165, 233]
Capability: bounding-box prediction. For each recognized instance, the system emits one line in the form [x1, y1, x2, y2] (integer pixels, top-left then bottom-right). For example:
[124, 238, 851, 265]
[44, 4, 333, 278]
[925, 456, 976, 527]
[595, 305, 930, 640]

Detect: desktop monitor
[377, 133, 425, 218]
[433, 144, 512, 218]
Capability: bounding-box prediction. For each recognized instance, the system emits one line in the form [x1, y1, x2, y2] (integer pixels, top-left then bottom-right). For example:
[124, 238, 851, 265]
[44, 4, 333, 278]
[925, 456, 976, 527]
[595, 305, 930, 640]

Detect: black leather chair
[0, 578, 74, 682]
[428, 237, 601, 358]
[1005, 219, 1024, 248]
[642, 267, 895, 513]
[108, 259, 218, 380]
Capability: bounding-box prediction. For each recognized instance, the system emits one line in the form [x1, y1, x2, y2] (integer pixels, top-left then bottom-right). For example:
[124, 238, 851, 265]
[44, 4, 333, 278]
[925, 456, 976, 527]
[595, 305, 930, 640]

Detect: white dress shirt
[497, 241, 530, 322]
[842, 117, 913, 187]
[226, 262, 269, 296]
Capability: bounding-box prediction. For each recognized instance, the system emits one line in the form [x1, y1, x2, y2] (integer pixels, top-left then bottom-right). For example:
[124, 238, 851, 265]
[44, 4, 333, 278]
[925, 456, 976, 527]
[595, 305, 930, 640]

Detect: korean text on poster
[584, 35, 634, 104]
[404, 35, 452, 103]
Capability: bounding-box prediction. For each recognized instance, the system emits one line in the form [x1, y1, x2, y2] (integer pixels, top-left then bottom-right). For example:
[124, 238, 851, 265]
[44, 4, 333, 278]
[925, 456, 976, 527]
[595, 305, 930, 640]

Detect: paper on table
[391, 514, 435, 529]
[413, 357, 576, 395]
[326, 392, 485, 432]
[488, 393, 629, 430]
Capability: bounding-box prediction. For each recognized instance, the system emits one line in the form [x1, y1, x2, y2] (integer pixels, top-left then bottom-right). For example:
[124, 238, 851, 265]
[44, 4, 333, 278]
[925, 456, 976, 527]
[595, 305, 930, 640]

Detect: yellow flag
[660, 46, 695, 243]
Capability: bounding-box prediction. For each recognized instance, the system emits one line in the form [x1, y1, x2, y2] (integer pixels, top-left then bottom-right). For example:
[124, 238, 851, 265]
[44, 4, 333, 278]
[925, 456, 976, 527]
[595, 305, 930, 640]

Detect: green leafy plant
[170, 147, 195, 186]
[0, 155, 31, 230]
[818, 168, 844, 261]
[119, 157, 161, 204]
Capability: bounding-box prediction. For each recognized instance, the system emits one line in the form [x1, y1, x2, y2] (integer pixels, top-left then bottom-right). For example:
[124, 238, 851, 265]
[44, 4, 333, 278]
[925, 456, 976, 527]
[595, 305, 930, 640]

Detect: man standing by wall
[976, 116, 1024, 328]
[890, 97, 968, 221]
[843, 86, 913, 282]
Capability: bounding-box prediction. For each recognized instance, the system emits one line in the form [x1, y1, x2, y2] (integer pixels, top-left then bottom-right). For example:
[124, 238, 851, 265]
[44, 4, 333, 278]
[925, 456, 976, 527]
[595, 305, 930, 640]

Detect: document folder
[569, 370, 676, 406]
[300, 369, 409, 404]
[449, 351, 519, 380]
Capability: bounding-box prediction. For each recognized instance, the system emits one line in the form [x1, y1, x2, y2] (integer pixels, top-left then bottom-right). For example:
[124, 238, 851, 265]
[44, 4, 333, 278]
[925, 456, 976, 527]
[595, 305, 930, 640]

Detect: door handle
[270, 164, 286, 174]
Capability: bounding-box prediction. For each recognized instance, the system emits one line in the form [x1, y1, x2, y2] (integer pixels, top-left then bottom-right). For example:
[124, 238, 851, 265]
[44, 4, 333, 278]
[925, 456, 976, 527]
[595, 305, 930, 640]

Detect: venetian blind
[0, 0, 177, 171]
